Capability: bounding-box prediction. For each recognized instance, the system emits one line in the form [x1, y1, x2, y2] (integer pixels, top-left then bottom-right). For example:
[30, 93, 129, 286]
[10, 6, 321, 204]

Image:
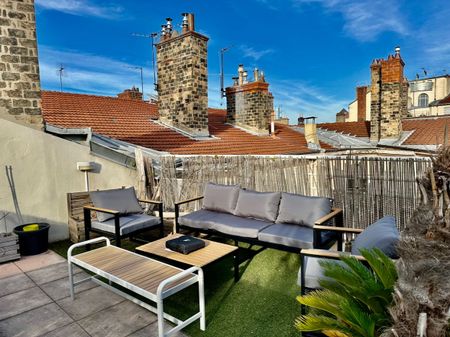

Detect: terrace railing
[156, 155, 432, 230]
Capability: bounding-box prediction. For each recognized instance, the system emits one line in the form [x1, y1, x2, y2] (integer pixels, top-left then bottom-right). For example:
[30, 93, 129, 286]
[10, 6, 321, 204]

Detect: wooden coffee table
[136, 233, 240, 282]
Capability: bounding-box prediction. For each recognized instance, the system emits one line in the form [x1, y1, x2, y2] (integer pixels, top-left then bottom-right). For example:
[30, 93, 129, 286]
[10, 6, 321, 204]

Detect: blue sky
[35, 0, 450, 123]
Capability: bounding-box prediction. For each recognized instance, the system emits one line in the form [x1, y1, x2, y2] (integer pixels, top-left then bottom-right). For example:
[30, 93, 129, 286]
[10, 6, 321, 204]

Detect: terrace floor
[0, 250, 187, 337]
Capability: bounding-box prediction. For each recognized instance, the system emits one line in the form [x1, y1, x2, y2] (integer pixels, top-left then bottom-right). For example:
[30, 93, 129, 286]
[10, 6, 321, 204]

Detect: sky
[35, 0, 450, 123]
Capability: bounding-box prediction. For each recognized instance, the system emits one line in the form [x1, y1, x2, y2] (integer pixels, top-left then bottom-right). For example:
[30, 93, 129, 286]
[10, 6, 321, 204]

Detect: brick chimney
[0, 0, 42, 129]
[225, 65, 274, 135]
[117, 86, 143, 100]
[356, 86, 367, 121]
[156, 13, 209, 137]
[370, 46, 408, 142]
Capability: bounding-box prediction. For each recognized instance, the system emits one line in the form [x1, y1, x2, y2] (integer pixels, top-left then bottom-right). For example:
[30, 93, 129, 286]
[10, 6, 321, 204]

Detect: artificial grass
[50, 239, 301, 337]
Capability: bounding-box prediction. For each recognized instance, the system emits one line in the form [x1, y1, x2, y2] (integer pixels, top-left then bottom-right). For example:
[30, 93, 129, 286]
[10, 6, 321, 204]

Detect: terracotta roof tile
[402, 116, 450, 145]
[41, 91, 314, 155]
[317, 121, 371, 138]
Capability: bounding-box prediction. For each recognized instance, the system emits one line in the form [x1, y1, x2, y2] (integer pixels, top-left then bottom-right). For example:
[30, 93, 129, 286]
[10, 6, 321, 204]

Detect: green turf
[50, 239, 302, 337]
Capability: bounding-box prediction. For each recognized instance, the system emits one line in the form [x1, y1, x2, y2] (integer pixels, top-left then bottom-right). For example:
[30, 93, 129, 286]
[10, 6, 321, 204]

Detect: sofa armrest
[174, 196, 204, 207]
[174, 196, 204, 233]
[301, 248, 366, 261]
[313, 225, 363, 234]
[314, 208, 343, 226]
[139, 199, 164, 228]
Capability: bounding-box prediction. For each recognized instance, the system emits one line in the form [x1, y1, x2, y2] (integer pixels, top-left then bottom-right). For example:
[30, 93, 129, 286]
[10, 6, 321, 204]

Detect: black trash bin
[13, 223, 50, 256]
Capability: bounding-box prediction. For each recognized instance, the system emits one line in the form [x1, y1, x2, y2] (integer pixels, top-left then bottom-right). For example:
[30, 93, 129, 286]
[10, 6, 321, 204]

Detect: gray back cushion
[352, 216, 399, 258]
[203, 183, 240, 214]
[90, 187, 142, 222]
[234, 189, 281, 222]
[275, 193, 332, 228]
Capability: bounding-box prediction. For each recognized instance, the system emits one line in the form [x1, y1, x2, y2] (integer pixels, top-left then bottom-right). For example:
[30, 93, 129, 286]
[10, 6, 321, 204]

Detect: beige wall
[0, 119, 137, 242]
[346, 91, 371, 122]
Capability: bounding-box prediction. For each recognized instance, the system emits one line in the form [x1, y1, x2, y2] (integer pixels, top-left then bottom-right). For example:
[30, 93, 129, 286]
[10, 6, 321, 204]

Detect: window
[418, 93, 429, 108]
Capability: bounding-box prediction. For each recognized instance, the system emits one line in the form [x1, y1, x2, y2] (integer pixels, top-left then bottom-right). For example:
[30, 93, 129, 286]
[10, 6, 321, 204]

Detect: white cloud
[35, 0, 123, 19]
[38, 46, 155, 97]
[294, 0, 408, 41]
[269, 79, 349, 123]
[240, 45, 275, 61]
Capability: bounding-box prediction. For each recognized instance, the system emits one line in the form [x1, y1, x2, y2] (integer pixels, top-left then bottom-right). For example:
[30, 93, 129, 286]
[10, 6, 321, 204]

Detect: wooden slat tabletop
[136, 233, 238, 267]
[73, 246, 192, 294]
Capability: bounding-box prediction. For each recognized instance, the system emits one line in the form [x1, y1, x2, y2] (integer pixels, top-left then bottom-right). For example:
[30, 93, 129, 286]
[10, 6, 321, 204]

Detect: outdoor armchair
[298, 215, 399, 297]
[84, 187, 164, 247]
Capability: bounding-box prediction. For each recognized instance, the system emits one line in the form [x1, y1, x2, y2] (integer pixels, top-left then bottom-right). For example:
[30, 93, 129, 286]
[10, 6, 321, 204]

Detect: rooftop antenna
[132, 32, 159, 92]
[220, 46, 232, 99]
[58, 64, 65, 92]
[127, 66, 144, 97]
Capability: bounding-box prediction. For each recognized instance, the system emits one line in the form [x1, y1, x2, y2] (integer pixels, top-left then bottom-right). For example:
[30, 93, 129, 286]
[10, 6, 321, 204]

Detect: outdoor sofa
[175, 183, 343, 252]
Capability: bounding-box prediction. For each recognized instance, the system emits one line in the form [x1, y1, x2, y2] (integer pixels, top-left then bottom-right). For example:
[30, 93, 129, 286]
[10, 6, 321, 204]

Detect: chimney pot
[395, 46, 401, 56]
[243, 71, 248, 84]
[238, 64, 244, 86]
[254, 68, 259, 82]
[187, 13, 195, 32]
[181, 13, 189, 33]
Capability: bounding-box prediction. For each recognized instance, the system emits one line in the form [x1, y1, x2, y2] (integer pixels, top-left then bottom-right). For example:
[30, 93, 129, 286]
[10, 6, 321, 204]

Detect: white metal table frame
[68, 237, 205, 337]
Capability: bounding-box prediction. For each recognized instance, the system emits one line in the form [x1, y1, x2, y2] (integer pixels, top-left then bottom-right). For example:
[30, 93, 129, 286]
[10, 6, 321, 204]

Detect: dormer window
[418, 93, 429, 108]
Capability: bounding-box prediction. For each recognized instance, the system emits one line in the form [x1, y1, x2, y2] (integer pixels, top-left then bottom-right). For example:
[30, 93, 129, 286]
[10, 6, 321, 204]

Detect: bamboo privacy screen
[157, 155, 431, 229]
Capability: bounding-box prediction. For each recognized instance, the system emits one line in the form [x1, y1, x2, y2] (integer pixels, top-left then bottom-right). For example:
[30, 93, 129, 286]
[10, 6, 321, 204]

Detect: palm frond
[360, 248, 397, 289]
[295, 313, 365, 337]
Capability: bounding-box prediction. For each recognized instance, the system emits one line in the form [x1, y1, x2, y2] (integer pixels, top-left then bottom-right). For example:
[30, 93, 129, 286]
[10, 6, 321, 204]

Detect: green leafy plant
[295, 248, 397, 337]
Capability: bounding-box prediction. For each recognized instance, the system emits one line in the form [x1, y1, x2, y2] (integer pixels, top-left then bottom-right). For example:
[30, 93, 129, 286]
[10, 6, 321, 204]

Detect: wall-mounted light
[77, 162, 93, 191]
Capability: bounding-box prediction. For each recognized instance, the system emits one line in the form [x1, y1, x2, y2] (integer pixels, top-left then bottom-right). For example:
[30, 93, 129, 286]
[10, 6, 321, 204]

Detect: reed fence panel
[157, 155, 431, 229]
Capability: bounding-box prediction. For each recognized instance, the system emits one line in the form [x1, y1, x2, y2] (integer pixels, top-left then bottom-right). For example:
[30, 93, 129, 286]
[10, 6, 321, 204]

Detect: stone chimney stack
[156, 13, 209, 137]
[370, 46, 408, 142]
[117, 86, 143, 100]
[0, 0, 42, 129]
[225, 65, 274, 135]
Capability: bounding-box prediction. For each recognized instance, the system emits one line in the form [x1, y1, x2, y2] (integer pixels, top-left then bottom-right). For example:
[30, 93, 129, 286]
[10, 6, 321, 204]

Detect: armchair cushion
[276, 193, 332, 228]
[234, 189, 281, 222]
[202, 183, 240, 214]
[351, 215, 399, 258]
[90, 187, 142, 222]
[91, 213, 160, 236]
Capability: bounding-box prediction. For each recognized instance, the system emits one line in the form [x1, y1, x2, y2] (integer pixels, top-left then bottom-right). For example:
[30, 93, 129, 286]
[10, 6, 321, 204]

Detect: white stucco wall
[0, 119, 137, 242]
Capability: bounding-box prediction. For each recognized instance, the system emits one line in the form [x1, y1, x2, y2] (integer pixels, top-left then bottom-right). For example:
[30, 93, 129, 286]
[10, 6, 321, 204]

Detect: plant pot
[13, 223, 50, 256]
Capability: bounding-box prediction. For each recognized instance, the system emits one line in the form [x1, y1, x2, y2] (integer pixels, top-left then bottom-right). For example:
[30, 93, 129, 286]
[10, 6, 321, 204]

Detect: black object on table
[165, 235, 206, 255]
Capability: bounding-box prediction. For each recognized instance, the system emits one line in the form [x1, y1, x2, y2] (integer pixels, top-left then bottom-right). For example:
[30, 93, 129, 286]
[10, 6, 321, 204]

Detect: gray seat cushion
[258, 223, 315, 249]
[298, 256, 345, 289]
[91, 213, 160, 236]
[258, 224, 336, 249]
[202, 183, 240, 214]
[276, 193, 332, 228]
[90, 187, 142, 222]
[178, 209, 219, 230]
[234, 189, 281, 222]
[179, 210, 272, 238]
[352, 215, 399, 258]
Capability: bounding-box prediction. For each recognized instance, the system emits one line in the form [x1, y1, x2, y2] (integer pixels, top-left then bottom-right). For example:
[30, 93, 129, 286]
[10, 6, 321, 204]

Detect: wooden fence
[156, 155, 432, 229]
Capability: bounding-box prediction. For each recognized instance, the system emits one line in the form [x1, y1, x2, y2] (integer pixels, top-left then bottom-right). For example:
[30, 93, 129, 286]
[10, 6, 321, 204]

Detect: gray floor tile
[42, 322, 90, 337]
[79, 300, 157, 337]
[26, 262, 82, 285]
[0, 286, 52, 320]
[40, 272, 98, 301]
[57, 286, 124, 321]
[126, 321, 188, 337]
[0, 273, 35, 297]
[0, 303, 73, 337]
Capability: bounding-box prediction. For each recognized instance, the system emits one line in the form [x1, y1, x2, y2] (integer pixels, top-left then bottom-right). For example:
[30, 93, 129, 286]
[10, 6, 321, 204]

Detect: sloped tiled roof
[317, 121, 371, 138]
[402, 116, 450, 145]
[41, 91, 313, 155]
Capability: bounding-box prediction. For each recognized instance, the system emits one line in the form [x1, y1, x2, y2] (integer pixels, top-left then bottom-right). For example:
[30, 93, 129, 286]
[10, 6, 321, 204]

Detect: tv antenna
[132, 32, 159, 92]
[220, 46, 232, 99]
[127, 66, 144, 97]
[57, 64, 65, 92]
